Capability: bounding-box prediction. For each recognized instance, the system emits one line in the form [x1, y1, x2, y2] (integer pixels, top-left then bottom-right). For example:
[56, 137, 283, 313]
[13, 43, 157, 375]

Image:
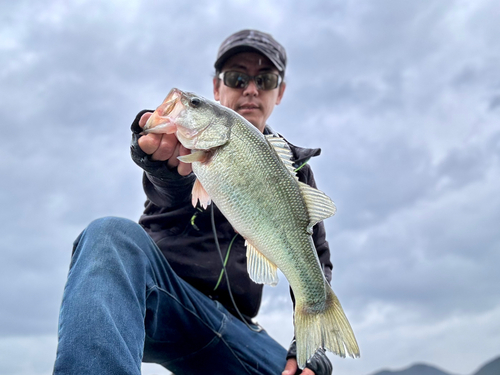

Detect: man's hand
[284, 340, 332, 375]
[137, 112, 192, 176]
[282, 358, 315, 375]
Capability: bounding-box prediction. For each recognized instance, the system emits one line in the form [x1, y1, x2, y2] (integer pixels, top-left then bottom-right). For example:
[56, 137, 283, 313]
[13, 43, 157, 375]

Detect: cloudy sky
[1, 1, 499, 374]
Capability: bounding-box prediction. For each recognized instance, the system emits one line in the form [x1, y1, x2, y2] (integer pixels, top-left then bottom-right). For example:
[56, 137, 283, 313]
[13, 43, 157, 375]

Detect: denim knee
[71, 216, 151, 263]
[86, 216, 144, 237]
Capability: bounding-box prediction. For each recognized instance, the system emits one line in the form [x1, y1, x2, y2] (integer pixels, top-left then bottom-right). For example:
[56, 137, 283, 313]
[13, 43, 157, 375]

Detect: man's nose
[243, 79, 259, 96]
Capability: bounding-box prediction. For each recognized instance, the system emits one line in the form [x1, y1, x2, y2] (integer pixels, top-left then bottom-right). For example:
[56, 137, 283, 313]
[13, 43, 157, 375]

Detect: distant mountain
[369, 355, 500, 375]
[473, 356, 500, 375]
[372, 363, 452, 375]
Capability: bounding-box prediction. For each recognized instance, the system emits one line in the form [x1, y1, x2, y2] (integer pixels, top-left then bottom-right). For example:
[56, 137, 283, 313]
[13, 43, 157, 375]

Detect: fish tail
[294, 283, 360, 369]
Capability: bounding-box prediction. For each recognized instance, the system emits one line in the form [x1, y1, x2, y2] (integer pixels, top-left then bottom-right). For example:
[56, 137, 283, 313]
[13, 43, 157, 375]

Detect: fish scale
[143, 88, 360, 368]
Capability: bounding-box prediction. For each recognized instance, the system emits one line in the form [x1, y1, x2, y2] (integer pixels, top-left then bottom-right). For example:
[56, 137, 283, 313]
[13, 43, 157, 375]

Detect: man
[53, 30, 332, 375]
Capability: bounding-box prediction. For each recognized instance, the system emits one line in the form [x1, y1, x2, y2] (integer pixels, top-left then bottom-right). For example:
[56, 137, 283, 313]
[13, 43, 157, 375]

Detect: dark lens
[224, 72, 249, 89]
[255, 75, 264, 89]
[256, 73, 279, 90]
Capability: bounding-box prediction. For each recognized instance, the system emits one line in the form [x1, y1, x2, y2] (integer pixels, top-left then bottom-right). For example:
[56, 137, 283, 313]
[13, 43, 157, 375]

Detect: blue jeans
[53, 217, 287, 375]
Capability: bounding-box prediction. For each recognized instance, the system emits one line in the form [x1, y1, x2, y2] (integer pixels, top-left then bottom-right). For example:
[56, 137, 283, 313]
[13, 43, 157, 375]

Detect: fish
[142, 88, 360, 368]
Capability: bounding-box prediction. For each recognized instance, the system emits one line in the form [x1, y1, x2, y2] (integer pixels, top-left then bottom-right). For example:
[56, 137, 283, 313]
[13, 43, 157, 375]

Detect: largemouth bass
[143, 88, 360, 368]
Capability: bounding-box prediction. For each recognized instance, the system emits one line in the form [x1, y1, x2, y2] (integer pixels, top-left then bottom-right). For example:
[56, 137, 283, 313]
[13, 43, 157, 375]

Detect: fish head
[143, 88, 232, 151]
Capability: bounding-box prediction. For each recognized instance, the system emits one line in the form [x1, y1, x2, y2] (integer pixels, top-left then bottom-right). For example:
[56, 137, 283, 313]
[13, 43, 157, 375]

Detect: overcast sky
[1, 1, 499, 374]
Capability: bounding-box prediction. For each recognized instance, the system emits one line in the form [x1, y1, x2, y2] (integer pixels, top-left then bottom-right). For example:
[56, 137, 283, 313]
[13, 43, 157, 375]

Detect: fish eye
[190, 97, 202, 107]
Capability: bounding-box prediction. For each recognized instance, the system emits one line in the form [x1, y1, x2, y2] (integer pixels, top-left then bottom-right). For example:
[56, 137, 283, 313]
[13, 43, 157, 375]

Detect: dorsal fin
[245, 240, 279, 286]
[265, 135, 297, 177]
[298, 181, 337, 234]
[266, 134, 336, 233]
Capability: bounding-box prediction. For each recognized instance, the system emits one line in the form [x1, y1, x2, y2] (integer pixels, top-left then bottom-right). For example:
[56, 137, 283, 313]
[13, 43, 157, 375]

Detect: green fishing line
[213, 233, 239, 291]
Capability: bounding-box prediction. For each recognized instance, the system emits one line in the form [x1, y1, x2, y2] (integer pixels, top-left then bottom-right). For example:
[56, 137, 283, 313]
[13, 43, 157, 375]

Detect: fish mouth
[142, 88, 185, 134]
[158, 88, 184, 120]
[163, 88, 182, 113]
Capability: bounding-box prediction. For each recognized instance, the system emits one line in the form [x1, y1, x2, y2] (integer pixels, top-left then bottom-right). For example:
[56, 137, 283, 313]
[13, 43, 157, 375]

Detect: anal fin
[245, 241, 279, 286]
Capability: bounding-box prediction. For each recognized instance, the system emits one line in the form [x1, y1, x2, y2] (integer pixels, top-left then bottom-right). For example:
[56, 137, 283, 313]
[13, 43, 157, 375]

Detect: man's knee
[87, 216, 141, 234]
[83, 216, 147, 242]
[72, 216, 150, 258]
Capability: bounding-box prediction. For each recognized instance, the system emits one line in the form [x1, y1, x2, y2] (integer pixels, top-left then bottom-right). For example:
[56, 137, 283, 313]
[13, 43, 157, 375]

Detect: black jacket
[130, 110, 333, 320]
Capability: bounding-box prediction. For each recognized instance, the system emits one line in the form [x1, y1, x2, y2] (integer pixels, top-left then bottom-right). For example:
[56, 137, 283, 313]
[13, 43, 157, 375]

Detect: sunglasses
[218, 71, 282, 91]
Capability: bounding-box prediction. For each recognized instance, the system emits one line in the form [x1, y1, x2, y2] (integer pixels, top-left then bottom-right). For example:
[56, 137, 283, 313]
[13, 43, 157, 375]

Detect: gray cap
[214, 29, 287, 75]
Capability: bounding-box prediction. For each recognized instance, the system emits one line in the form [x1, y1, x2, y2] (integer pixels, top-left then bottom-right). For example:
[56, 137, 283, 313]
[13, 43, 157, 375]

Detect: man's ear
[275, 82, 286, 105]
[213, 77, 221, 101]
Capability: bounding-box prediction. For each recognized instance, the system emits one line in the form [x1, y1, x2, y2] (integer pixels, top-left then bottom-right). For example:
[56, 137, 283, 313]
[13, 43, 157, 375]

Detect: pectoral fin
[245, 241, 279, 286]
[191, 178, 211, 209]
[178, 150, 207, 163]
[299, 182, 337, 234]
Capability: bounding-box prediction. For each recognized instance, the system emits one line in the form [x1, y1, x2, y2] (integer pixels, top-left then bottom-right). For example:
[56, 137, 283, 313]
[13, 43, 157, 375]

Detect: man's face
[213, 52, 286, 133]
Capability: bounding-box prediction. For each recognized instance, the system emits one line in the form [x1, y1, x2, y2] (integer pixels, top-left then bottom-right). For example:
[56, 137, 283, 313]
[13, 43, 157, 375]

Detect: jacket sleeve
[130, 110, 196, 208]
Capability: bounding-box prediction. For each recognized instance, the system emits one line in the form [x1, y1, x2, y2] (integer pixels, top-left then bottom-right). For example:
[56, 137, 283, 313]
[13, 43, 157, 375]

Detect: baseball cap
[214, 30, 287, 75]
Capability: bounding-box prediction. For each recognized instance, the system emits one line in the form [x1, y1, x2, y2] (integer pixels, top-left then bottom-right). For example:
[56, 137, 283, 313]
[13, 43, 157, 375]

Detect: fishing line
[294, 158, 310, 172]
[213, 233, 238, 291]
[210, 204, 262, 333]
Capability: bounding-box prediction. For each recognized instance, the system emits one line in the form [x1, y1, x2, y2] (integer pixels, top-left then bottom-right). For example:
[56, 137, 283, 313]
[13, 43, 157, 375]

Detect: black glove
[130, 110, 188, 180]
[286, 340, 332, 375]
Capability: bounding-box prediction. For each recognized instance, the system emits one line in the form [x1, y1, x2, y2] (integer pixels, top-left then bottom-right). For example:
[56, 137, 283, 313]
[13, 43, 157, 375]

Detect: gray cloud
[1, 1, 500, 375]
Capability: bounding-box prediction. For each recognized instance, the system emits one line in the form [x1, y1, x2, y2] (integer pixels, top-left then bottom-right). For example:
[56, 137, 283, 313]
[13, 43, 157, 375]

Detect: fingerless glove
[286, 339, 332, 375]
